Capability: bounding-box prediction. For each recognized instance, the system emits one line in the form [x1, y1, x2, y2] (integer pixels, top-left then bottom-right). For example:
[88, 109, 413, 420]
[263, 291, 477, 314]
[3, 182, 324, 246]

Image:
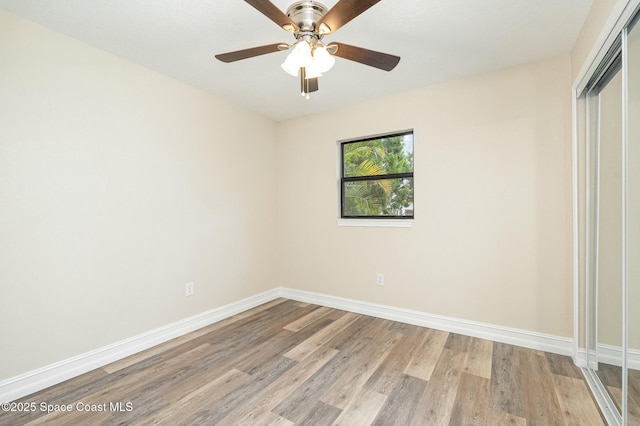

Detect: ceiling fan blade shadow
[215, 43, 283, 63]
[316, 0, 380, 35]
[245, 0, 299, 32]
[330, 42, 400, 71]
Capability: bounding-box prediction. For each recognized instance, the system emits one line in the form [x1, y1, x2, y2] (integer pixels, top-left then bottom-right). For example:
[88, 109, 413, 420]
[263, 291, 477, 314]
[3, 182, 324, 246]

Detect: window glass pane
[343, 133, 413, 178]
[343, 178, 414, 217]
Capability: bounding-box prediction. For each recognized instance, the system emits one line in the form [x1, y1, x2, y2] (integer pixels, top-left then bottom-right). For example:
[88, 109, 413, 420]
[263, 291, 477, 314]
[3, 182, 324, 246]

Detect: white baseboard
[1, 286, 576, 404]
[0, 289, 281, 404]
[278, 287, 573, 356]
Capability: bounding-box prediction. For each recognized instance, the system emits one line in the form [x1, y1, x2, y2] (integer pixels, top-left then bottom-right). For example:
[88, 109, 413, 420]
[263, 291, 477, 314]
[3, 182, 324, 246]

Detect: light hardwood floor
[0, 299, 604, 425]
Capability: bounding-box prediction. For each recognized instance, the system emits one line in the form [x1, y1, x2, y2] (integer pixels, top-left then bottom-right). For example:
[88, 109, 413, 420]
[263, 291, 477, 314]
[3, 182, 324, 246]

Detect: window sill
[337, 218, 413, 228]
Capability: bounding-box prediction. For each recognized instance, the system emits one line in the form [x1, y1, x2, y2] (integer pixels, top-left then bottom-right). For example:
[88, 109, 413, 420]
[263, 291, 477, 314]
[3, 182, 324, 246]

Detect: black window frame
[340, 130, 414, 219]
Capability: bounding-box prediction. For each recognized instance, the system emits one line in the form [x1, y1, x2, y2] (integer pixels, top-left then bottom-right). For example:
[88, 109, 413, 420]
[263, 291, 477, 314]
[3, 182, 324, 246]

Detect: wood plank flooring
[0, 299, 604, 425]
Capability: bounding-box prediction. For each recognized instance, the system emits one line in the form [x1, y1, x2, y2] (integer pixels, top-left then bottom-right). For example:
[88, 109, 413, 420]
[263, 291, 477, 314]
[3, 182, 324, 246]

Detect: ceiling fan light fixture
[282, 40, 335, 79]
[312, 44, 335, 73]
[281, 57, 300, 76]
[304, 60, 323, 79]
[281, 40, 313, 76]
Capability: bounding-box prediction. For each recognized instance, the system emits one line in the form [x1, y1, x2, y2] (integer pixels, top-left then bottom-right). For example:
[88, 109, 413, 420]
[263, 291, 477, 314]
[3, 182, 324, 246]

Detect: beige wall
[277, 56, 573, 337]
[0, 9, 278, 380]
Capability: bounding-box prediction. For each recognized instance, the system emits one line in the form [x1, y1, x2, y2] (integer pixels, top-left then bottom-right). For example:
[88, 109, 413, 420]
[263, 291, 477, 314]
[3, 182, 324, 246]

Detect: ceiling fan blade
[215, 43, 283, 63]
[330, 42, 400, 71]
[316, 0, 380, 35]
[244, 0, 299, 33]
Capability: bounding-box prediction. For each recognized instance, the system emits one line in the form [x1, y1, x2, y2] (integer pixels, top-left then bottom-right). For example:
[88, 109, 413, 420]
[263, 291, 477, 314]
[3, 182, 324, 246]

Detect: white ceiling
[0, 0, 592, 121]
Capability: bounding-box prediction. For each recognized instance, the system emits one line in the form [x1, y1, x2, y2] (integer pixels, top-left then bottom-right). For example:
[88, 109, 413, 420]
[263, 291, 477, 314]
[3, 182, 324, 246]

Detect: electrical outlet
[185, 282, 194, 297]
[376, 273, 384, 286]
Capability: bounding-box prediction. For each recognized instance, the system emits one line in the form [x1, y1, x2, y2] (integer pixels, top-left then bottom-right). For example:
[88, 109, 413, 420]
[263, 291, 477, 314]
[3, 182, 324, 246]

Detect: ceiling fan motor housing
[286, 1, 328, 32]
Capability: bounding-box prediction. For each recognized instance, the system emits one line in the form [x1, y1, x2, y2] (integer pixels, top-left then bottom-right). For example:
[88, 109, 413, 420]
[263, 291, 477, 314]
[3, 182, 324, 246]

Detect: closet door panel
[596, 68, 624, 413]
[626, 16, 640, 425]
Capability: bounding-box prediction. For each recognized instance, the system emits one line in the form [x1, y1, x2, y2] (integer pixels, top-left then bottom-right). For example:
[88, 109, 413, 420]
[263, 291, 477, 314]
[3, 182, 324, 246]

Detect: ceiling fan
[215, 0, 400, 98]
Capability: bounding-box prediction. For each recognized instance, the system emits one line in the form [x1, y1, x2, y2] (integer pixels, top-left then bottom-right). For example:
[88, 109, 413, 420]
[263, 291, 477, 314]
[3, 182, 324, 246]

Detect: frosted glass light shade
[281, 41, 312, 77]
[305, 61, 323, 78]
[281, 41, 335, 79]
[313, 45, 335, 73]
[281, 57, 300, 76]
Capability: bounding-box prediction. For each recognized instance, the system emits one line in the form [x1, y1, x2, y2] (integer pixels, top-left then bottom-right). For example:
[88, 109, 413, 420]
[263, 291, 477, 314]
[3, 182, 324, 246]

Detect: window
[340, 130, 414, 219]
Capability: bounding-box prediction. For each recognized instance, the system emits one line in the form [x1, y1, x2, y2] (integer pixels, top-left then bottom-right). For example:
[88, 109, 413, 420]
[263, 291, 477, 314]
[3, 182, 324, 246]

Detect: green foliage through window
[341, 131, 414, 218]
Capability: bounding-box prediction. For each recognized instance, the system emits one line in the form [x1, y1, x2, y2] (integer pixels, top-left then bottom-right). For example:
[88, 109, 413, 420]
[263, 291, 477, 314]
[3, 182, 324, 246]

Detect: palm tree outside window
[340, 130, 414, 218]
